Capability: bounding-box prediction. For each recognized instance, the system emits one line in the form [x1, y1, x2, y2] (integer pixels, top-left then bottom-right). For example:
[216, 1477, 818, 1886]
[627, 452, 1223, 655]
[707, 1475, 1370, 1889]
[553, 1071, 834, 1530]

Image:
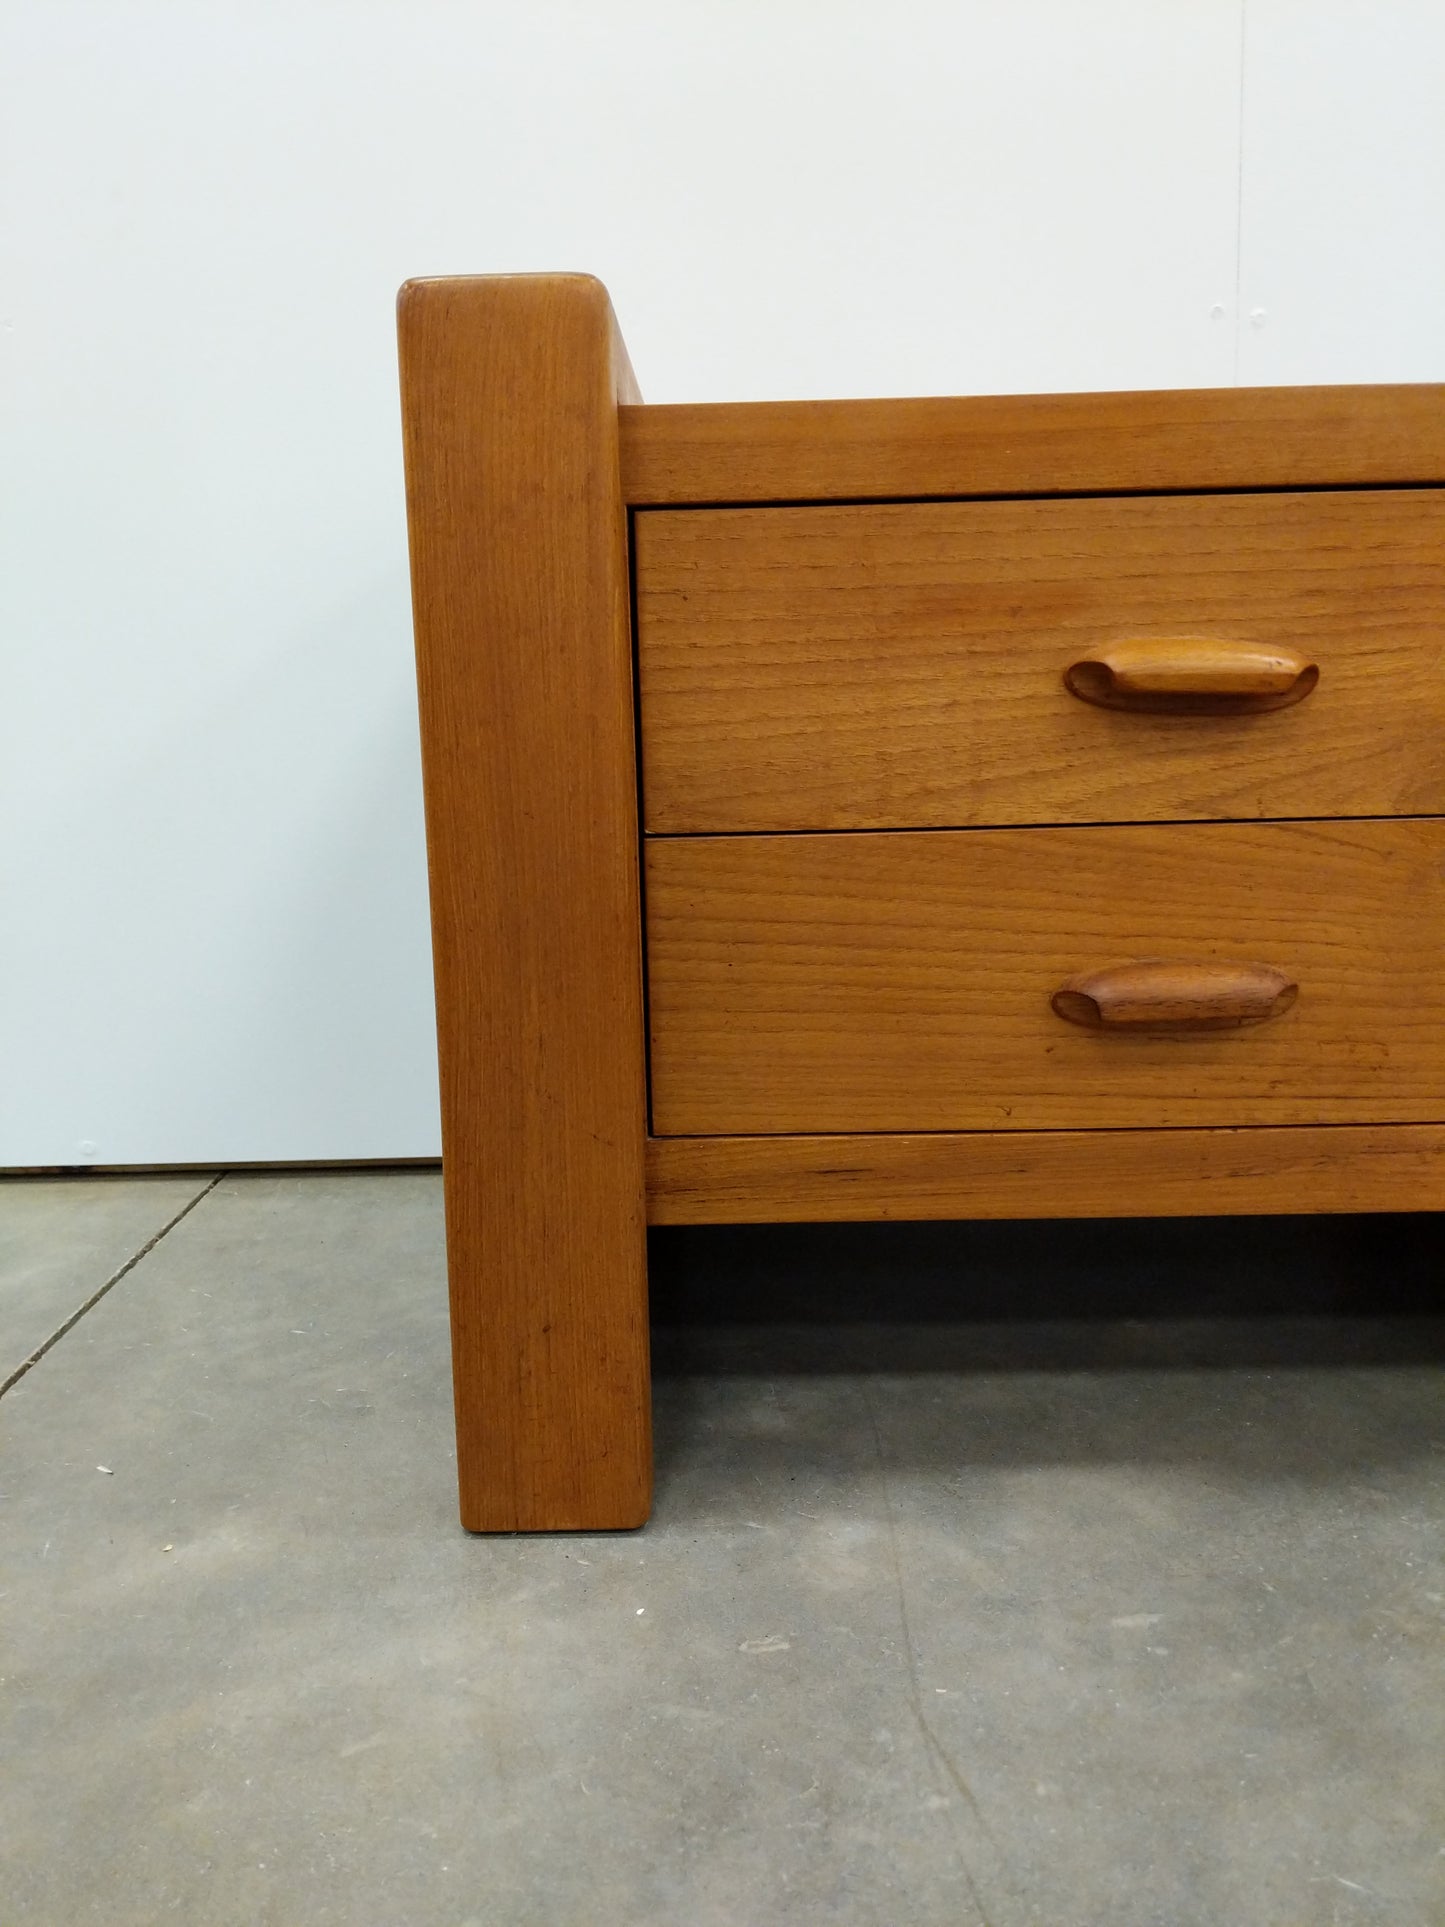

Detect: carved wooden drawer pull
[1064, 638, 1319, 713]
[1052, 960, 1299, 1032]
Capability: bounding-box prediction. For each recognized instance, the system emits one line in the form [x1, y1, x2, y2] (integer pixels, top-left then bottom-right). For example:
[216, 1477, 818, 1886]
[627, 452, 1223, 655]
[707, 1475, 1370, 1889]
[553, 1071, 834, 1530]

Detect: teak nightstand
[398, 273, 1445, 1533]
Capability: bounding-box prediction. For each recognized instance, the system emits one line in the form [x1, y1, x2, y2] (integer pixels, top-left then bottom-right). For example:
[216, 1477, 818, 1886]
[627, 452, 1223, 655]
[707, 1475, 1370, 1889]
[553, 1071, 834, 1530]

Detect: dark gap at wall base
[0, 1159, 444, 1179]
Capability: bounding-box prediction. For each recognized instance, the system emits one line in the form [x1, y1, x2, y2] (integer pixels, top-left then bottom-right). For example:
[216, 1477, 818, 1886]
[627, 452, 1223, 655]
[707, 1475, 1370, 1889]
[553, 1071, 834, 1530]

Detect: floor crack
[866, 1381, 1008, 1927]
[1, 1172, 226, 1397]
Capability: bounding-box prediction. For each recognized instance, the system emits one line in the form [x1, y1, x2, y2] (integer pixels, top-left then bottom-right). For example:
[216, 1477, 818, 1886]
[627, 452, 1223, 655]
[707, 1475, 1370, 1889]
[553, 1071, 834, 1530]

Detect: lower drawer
[645, 819, 1445, 1133]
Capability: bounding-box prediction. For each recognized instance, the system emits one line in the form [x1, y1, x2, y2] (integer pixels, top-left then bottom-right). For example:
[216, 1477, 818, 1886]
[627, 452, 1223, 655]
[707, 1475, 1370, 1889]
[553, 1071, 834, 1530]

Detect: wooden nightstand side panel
[399, 275, 651, 1532]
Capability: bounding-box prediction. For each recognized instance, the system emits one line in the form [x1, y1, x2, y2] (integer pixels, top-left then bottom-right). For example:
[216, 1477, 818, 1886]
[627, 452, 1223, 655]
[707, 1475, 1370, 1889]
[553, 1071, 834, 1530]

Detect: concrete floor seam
[0, 1170, 225, 1399]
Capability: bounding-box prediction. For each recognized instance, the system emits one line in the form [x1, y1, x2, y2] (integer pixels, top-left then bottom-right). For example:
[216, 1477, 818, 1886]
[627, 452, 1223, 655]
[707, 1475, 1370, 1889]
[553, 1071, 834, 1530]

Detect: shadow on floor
[647, 1214, 1445, 1496]
[648, 1212, 1445, 1370]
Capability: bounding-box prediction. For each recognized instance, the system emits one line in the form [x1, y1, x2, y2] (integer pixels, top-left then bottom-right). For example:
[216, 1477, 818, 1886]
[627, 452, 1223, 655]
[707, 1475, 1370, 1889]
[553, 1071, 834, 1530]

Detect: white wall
[1237, 1, 1445, 384]
[2, 1, 1442, 1166]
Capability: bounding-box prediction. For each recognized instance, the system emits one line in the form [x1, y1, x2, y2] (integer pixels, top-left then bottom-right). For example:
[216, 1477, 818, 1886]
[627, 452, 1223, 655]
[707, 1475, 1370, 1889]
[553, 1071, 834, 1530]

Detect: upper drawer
[635, 490, 1445, 832]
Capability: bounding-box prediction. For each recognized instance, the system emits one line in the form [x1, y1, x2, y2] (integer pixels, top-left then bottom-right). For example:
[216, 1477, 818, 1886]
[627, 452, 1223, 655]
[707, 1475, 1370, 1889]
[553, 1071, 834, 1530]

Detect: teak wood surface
[1061, 636, 1318, 713]
[620, 383, 1445, 506]
[399, 275, 651, 1531]
[401, 271, 1443, 1532]
[645, 1125, 1445, 1223]
[636, 490, 1445, 832]
[646, 820, 1445, 1134]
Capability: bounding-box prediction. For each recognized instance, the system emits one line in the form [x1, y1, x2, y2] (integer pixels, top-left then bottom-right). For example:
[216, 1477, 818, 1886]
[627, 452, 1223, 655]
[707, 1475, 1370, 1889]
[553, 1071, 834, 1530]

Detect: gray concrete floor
[3, 1173, 1443, 1926]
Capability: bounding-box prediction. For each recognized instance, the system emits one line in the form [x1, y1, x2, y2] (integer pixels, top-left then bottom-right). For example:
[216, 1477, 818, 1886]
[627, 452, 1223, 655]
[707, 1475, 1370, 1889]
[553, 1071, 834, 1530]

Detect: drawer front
[646, 820, 1445, 1133]
[636, 490, 1445, 832]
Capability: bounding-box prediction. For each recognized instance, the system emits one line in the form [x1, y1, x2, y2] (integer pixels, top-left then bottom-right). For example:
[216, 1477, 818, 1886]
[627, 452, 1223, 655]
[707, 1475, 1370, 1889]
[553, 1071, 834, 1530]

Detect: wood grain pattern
[645, 1124, 1445, 1223]
[646, 820, 1445, 1134]
[636, 490, 1445, 832]
[399, 274, 651, 1531]
[620, 382, 1445, 506]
